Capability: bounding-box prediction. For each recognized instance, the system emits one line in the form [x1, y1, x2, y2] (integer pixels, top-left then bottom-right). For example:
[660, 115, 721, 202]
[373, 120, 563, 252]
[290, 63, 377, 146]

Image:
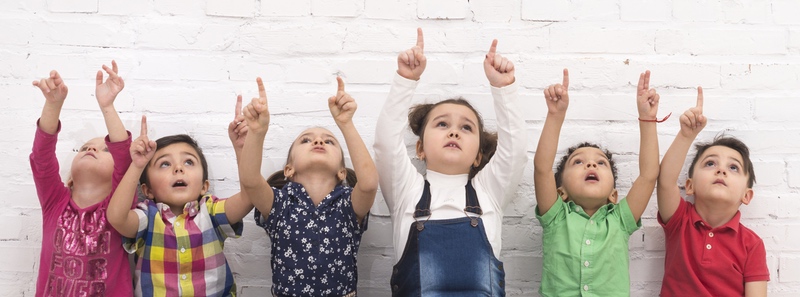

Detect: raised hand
[543, 68, 570, 116]
[679, 87, 706, 138]
[131, 115, 157, 169]
[228, 94, 248, 151]
[329, 77, 357, 126]
[636, 70, 660, 120]
[484, 39, 515, 87]
[33, 70, 69, 104]
[95, 60, 125, 108]
[242, 77, 270, 135]
[397, 28, 426, 81]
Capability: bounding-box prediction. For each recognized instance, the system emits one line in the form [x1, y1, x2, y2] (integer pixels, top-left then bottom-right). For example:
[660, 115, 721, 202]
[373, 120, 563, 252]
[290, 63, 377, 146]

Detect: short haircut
[554, 142, 618, 188]
[139, 134, 209, 186]
[688, 135, 756, 188]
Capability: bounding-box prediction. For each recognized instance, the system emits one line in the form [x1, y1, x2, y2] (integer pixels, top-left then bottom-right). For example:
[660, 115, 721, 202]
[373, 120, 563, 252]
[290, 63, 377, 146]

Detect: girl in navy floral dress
[238, 77, 378, 296]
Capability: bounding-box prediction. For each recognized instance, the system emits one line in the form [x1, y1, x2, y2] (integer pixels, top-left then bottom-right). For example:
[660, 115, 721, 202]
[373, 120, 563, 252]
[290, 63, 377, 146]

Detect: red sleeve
[29, 120, 70, 213]
[658, 197, 688, 235]
[744, 236, 770, 282]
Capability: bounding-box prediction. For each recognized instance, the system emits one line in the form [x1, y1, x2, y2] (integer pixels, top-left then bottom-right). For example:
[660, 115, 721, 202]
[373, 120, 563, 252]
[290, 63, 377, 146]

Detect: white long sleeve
[374, 73, 527, 261]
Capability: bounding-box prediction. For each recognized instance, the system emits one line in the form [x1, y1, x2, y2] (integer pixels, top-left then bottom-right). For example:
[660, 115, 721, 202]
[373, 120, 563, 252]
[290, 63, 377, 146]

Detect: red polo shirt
[658, 198, 769, 297]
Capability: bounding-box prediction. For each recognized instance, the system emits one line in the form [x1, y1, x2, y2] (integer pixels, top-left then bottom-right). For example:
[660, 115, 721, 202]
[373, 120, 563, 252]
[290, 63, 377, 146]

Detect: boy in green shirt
[533, 69, 661, 296]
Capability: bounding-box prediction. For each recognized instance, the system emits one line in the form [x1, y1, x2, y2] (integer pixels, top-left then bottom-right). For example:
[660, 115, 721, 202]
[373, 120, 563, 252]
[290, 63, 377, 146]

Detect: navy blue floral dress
[255, 182, 368, 296]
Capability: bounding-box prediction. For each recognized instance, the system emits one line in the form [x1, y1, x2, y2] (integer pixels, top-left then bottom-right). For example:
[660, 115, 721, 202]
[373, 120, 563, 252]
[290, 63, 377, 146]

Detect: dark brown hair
[554, 142, 618, 188]
[688, 135, 756, 188]
[408, 98, 497, 179]
[139, 134, 209, 186]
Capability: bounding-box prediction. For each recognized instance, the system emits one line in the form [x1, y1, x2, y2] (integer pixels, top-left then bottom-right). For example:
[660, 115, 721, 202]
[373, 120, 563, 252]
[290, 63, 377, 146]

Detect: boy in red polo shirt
[657, 87, 769, 297]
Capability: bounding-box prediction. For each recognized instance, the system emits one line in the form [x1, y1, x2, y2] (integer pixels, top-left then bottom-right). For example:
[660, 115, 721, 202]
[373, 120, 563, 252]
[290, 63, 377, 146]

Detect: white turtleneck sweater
[374, 73, 528, 261]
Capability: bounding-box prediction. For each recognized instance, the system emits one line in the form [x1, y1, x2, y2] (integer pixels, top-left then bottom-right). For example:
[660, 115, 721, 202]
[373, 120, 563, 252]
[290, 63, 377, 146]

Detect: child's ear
[685, 178, 695, 196]
[200, 180, 210, 195]
[473, 154, 482, 168]
[66, 177, 74, 189]
[140, 184, 156, 200]
[741, 188, 754, 205]
[283, 165, 295, 180]
[557, 187, 568, 201]
[608, 188, 619, 204]
[415, 140, 425, 161]
[337, 168, 347, 182]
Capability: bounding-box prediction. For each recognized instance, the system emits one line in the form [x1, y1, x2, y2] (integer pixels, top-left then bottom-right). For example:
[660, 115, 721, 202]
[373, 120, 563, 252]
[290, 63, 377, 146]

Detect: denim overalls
[390, 180, 506, 296]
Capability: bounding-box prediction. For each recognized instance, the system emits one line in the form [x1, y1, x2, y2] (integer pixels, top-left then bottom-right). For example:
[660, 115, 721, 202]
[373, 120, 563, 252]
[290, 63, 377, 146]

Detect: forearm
[39, 101, 64, 135]
[533, 113, 565, 213]
[100, 105, 127, 142]
[238, 131, 273, 213]
[107, 165, 143, 238]
[638, 121, 659, 182]
[659, 134, 695, 189]
[338, 122, 378, 192]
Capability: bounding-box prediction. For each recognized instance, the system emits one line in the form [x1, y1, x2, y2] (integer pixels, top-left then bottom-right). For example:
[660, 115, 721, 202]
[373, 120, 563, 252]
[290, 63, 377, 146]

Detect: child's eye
[324, 140, 334, 145]
[598, 160, 606, 166]
[159, 161, 171, 168]
[574, 160, 583, 165]
[436, 121, 447, 128]
[729, 164, 739, 172]
[102, 148, 109, 152]
[705, 161, 715, 167]
[300, 138, 311, 143]
[79, 146, 88, 152]
[184, 160, 194, 166]
[462, 125, 473, 132]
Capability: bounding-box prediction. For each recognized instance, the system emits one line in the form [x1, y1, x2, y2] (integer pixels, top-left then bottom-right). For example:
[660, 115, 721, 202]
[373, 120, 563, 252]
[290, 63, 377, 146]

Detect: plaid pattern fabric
[125, 194, 243, 297]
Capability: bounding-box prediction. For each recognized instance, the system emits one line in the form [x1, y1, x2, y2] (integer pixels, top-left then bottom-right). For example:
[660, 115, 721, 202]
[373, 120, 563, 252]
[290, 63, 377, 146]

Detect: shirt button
[708, 232, 714, 237]
[584, 261, 590, 267]
[585, 240, 591, 245]
[181, 274, 187, 280]
[589, 220, 595, 225]
[706, 244, 712, 250]
[575, 206, 582, 212]
[180, 247, 186, 253]
[583, 285, 589, 291]
[175, 222, 181, 227]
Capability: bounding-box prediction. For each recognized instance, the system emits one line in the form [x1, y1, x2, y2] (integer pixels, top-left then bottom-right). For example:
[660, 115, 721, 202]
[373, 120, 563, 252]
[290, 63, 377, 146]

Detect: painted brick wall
[2, 0, 799, 296]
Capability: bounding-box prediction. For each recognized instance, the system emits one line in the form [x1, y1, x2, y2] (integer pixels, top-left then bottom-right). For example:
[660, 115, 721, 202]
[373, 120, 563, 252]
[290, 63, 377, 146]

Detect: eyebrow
[299, 132, 336, 140]
[567, 150, 608, 164]
[152, 151, 200, 165]
[702, 154, 744, 167]
[431, 114, 477, 127]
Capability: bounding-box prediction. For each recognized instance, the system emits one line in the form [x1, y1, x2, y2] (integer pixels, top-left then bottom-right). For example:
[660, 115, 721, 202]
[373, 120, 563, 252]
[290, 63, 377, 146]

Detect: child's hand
[397, 28, 426, 81]
[484, 39, 515, 87]
[679, 87, 706, 138]
[543, 68, 570, 116]
[329, 77, 357, 126]
[33, 70, 69, 104]
[131, 115, 156, 169]
[228, 94, 248, 151]
[242, 77, 270, 135]
[636, 70, 660, 120]
[95, 60, 125, 109]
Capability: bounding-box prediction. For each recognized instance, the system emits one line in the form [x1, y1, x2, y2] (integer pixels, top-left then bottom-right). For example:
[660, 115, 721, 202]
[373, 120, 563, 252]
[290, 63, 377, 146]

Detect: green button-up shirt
[536, 196, 641, 297]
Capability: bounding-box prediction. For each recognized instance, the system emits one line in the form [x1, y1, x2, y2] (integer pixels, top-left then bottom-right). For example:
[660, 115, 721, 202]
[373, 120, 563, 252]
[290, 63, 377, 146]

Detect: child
[533, 70, 660, 296]
[107, 103, 253, 296]
[30, 61, 134, 296]
[239, 76, 378, 296]
[374, 28, 527, 295]
[657, 88, 769, 296]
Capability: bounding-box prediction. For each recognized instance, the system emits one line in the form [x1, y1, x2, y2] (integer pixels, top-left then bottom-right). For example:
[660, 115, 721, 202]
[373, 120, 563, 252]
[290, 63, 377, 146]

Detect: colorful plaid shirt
[125, 194, 243, 297]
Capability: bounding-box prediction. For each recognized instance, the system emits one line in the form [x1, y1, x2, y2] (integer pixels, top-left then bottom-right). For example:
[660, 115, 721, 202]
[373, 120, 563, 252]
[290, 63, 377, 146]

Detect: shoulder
[738, 223, 765, 246]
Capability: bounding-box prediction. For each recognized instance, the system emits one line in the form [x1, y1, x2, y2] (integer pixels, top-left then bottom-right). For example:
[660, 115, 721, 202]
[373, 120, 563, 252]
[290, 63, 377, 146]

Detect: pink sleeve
[744, 237, 770, 282]
[29, 120, 70, 213]
[104, 131, 136, 208]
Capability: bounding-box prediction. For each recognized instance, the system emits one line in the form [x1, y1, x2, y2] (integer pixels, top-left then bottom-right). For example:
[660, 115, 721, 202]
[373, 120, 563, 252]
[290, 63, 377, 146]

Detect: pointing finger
[562, 68, 570, 89]
[416, 27, 424, 50]
[256, 77, 267, 101]
[111, 60, 118, 74]
[696, 86, 704, 109]
[140, 115, 148, 137]
[96, 70, 103, 86]
[643, 70, 651, 90]
[488, 39, 498, 55]
[337, 76, 345, 93]
[234, 94, 242, 119]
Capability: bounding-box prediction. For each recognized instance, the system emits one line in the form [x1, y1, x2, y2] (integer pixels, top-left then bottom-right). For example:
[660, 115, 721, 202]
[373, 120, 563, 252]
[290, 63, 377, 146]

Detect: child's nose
[586, 162, 597, 168]
[448, 131, 460, 138]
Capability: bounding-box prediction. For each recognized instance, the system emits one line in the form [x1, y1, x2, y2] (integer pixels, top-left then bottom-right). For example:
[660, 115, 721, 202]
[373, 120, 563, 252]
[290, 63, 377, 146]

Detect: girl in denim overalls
[374, 28, 527, 296]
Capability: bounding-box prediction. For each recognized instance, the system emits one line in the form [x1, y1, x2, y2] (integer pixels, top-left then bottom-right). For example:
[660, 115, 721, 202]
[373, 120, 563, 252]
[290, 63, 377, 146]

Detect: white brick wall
[2, 1, 799, 296]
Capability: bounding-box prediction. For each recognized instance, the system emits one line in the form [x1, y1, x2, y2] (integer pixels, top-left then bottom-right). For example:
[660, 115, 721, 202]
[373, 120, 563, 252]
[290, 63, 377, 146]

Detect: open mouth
[585, 172, 599, 182]
[444, 142, 461, 149]
[172, 180, 188, 188]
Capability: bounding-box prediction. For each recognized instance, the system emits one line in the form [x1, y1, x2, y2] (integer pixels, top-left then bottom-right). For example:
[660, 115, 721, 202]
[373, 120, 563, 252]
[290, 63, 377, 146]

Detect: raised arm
[744, 281, 767, 297]
[657, 87, 706, 223]
[239, 78, 275, 219]
[475, 39, 527, 207]
[626, 71, 660, 221]
[33, 70, 68, 134]
[221, 94, 253, 224]
[108, 116, 156, 238]
[330, 77, 378, 223]
[533, 69, 570, 214]
[373, 28, 425, 211]
[95, 60, 127, 142]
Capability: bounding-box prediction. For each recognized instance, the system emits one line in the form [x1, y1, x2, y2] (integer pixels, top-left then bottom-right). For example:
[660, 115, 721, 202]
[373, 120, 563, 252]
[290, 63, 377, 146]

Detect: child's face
[141, 142, 209, 210]
[559, 147, 617, 207]
[417, 103, 481, 175]
[69, 137, 114, 184]
[286, 127, 345, 179]
[687, 145, 753, 206]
